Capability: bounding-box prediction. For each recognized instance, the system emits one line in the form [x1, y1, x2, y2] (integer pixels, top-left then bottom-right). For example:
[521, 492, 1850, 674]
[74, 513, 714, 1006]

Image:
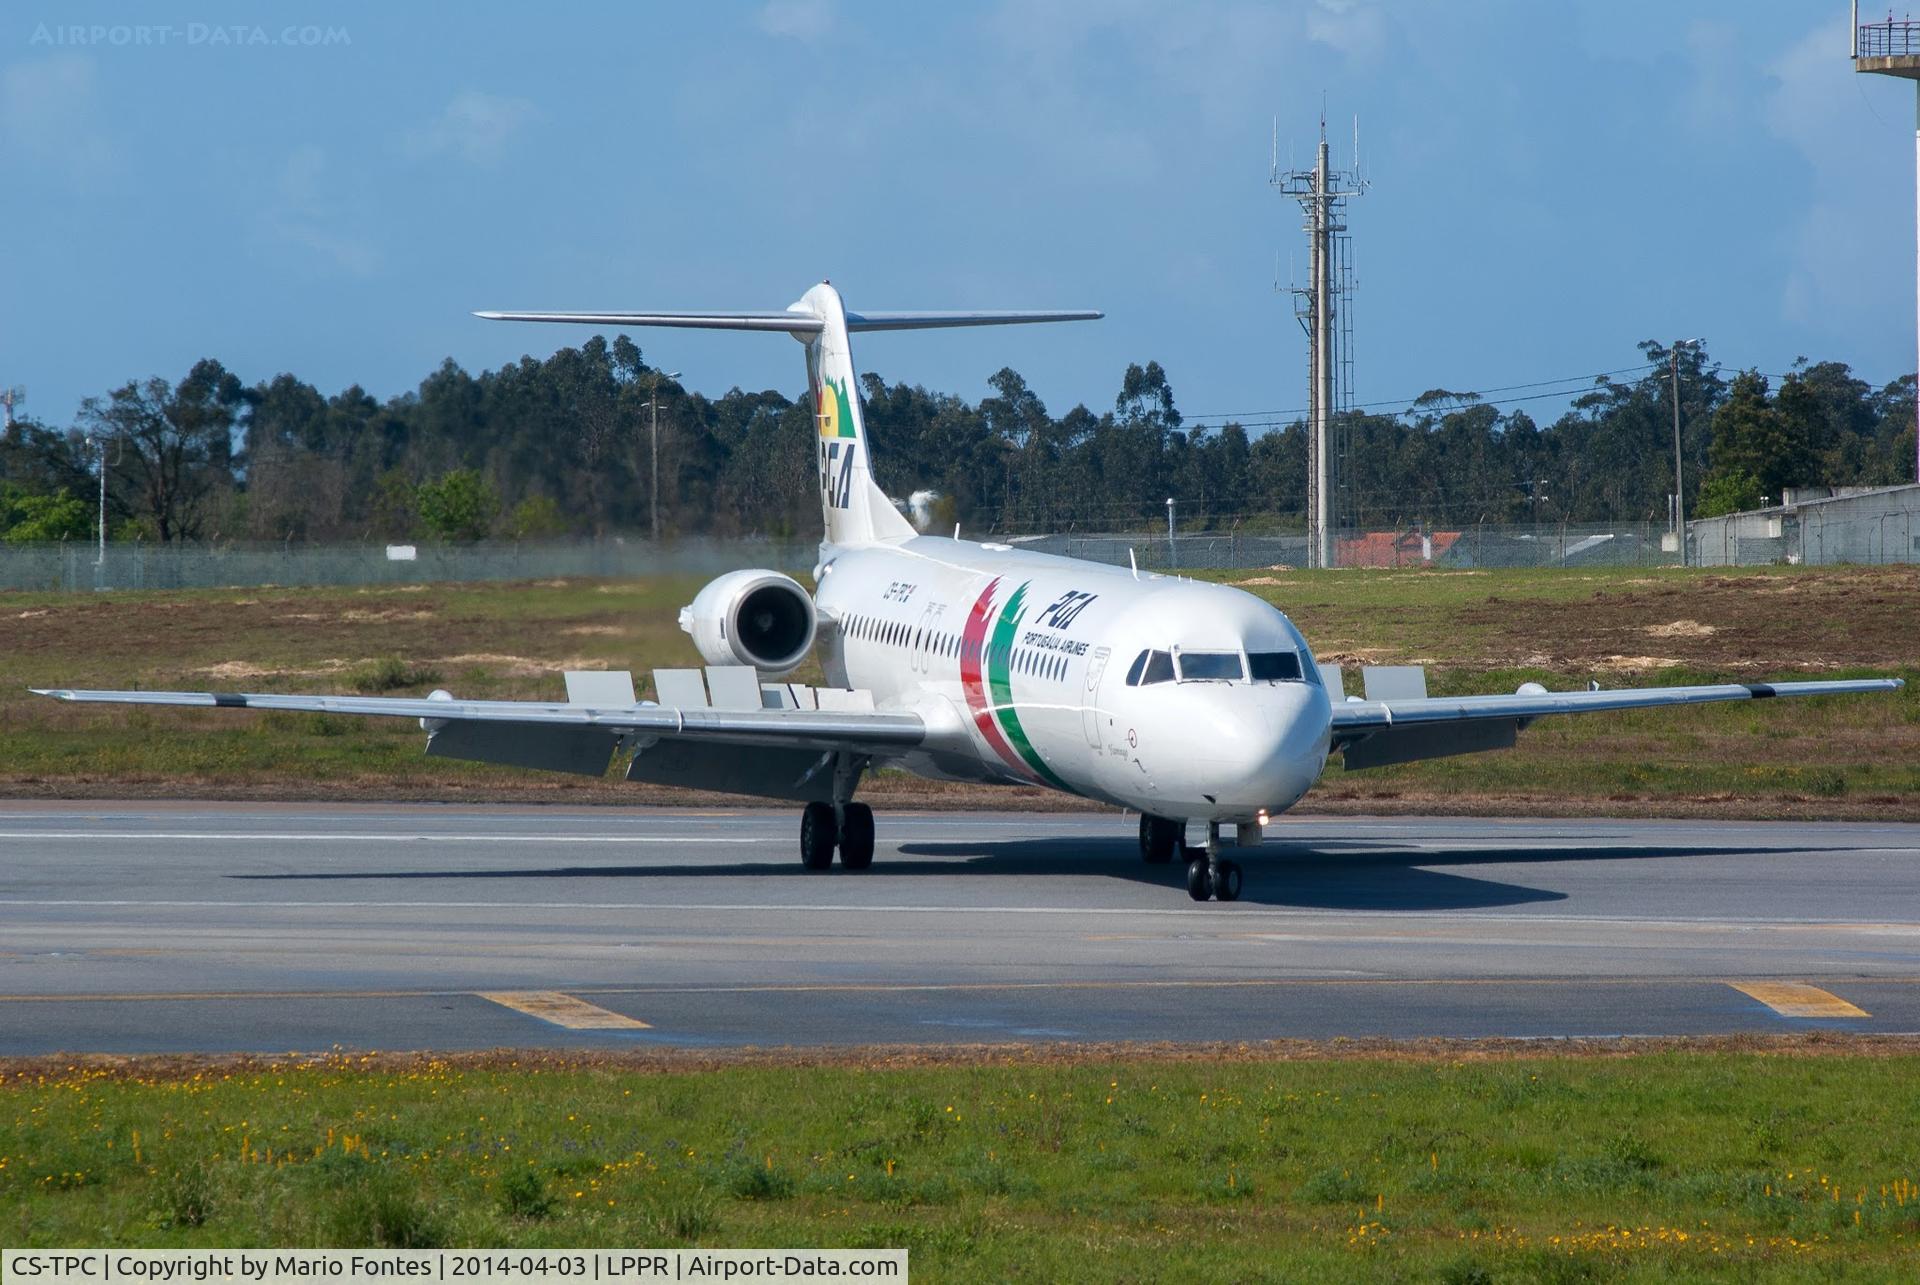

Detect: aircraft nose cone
[1178, 684, 1328, 813]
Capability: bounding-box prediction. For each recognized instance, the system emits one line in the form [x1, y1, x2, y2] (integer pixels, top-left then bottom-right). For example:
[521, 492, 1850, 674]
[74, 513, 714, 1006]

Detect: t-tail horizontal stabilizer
[477, 282, 1100, 549]
[472, 309, 1102, 334]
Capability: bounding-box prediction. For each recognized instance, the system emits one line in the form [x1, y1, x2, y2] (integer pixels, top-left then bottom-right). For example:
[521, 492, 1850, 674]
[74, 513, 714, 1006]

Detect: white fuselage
[813, 536, 1333, 823]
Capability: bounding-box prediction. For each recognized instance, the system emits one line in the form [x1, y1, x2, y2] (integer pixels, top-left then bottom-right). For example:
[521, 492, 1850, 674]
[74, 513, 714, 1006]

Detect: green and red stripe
[959, 578, 1069, 791]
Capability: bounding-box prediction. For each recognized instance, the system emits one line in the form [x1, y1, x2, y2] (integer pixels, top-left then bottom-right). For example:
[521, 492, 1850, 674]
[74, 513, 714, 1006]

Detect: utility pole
[1165, 496, 1176, 566]
[92, 429, 109, 574]
[1854, 2, 1920, 483]
[1275, 114, 1365, 569]
[648, 370, 679, 543]
[1671, 345, 1685, 567]
[1669, 339, 1701, 566]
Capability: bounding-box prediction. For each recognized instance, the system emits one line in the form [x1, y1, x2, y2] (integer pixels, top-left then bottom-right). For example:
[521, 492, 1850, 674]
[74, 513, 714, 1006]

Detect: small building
[1688, 482, 1920, 566]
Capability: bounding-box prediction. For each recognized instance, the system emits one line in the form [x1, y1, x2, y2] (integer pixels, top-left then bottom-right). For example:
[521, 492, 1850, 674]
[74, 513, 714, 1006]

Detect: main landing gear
[798, 751, 875, 872]
[1138, 814, 1182, 864]
[798, 800, 875, 871]
[1183, 820, 1242, 903]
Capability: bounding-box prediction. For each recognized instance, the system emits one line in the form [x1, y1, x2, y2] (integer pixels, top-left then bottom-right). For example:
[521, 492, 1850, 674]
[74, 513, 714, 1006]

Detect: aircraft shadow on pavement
[224, 833, 1804, 911]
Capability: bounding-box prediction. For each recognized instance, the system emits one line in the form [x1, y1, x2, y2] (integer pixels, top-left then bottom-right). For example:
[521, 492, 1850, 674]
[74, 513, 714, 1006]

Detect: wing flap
[625, 742, 835, 802]
[427, 722, 621, 777]
[1341, 719, 1518, 771]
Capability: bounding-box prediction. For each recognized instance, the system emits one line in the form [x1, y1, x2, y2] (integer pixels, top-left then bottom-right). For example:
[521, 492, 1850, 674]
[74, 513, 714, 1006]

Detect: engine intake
[678, 569, 817, 675]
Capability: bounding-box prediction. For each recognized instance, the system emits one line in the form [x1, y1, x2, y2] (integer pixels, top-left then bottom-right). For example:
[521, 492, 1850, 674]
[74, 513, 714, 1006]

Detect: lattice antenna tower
[1273, 113, 1366, 568]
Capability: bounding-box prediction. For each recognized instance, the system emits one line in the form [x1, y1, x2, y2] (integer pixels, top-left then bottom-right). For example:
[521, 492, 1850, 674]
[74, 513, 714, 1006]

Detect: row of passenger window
[1122, 648, 1306, 686]
[841, 613, 1073, 683]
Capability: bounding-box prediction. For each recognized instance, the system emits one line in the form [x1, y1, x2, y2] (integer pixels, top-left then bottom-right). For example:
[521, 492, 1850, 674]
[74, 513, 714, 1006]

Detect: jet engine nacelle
[677, 569, 817, 676]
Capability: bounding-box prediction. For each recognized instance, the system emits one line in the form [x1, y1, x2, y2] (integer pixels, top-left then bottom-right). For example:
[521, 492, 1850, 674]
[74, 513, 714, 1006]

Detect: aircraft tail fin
[478, 285, 1100, 548]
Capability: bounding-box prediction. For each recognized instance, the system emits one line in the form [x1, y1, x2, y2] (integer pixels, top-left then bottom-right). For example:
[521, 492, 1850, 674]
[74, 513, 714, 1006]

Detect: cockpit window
[1176, 651, 1244, 682]
[1247, 650, 1304, 681]
[1125, 649, 1176, 685]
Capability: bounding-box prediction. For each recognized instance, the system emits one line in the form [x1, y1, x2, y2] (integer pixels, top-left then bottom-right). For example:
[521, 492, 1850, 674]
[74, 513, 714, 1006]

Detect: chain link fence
[0, 538, 816, 593]
[1009, 523, 1682, 570]
[8, 495, 1913, 592]
[1687, 484, 1920, 567]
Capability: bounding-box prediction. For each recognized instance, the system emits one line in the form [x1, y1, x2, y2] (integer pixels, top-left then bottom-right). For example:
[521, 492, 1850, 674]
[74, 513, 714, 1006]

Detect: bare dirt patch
[435, 652, 612, 676]
[1454, 565, 1920, 671]
[340, 608, 435, 623]
[195, 659, 359, 680]
[1645, 619, 1716, 638]
[1593, 654, 1686, 671]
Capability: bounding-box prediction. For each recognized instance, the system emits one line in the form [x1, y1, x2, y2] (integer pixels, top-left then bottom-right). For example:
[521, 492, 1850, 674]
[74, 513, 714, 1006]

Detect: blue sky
[1, 2, 1910, 434]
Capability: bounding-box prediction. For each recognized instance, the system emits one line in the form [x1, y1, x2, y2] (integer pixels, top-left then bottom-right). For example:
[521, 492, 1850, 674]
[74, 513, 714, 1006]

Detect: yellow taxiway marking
[475, 991, 650, 1030]
[0, 976, 1910, 1005]
[1728, 982, 1869, 1018]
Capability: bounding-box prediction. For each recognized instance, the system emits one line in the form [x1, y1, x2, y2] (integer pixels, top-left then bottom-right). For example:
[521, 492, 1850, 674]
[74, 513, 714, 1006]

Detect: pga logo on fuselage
[1038, 589, 1097, 630]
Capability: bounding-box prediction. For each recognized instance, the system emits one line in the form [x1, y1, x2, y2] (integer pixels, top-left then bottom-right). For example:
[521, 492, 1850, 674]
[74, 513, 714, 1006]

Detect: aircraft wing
[1327, 677, 1902, 770]
[32, 686, 924, 782]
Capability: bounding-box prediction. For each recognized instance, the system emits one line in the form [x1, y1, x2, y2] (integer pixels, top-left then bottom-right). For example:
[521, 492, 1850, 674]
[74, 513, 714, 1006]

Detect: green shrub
[329, 1179, 445, 1248]
[498, 1168, 555, 1220]
[346, 657, 443, 693]
[161, 1164, 216, 1228]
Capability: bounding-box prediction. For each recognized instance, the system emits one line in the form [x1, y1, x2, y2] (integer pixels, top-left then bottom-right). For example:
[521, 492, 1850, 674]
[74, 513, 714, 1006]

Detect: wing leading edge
[1329, 677, 1902, 771]
[32, 687, 925, 779]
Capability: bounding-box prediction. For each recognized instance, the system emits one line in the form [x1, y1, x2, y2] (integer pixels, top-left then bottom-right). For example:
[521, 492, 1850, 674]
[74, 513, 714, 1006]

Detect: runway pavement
[1, 802, 1917, 1055]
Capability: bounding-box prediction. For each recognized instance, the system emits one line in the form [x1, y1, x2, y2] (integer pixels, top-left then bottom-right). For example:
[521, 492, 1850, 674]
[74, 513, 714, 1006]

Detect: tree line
[0, 337, 1912, 545]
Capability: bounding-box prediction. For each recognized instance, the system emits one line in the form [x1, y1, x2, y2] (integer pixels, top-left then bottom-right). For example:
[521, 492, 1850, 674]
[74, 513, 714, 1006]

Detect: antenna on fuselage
[1128, 547, 1139, 580]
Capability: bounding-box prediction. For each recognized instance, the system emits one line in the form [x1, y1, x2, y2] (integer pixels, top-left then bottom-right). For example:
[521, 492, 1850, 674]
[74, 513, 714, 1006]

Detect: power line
[1180, 361, 1663, 427]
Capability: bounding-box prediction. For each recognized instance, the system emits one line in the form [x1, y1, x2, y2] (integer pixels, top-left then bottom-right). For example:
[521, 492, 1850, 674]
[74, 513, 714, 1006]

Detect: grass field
[5, 1043, 1918, 1280]
[1, 563, 1914, 815]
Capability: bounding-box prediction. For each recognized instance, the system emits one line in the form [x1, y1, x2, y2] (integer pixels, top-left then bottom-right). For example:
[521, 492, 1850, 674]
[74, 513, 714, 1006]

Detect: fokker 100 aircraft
[37, 283, 1903, 901]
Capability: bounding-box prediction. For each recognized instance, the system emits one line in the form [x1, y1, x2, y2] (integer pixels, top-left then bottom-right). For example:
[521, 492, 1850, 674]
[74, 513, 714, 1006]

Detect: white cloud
[1681, 18, 1751, 139]
[1305, 0, 1384, 61]
[406, 90, 538, 165]
[1, 55, 115, 183]
[259, 144, 378, 275]
[1765, 14, 1905, 328]
[758, 0, 834, 43]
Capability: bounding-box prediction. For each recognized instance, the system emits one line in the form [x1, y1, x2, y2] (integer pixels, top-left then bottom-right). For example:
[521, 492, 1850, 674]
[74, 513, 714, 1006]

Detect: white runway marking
[0, 831, 749, 843]
[2, 897, 1917, 928]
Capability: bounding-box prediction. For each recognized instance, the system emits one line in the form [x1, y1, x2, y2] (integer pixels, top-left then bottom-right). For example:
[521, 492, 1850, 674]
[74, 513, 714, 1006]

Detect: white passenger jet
[36, 283, 1902, 900]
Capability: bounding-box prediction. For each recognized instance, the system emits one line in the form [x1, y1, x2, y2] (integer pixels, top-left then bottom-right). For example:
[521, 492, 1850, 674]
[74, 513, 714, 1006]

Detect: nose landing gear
[1184, 820, 1242, 902]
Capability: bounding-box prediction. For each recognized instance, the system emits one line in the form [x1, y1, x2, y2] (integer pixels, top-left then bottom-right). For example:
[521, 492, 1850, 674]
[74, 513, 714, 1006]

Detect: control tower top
[1856, 10, 1920, 78]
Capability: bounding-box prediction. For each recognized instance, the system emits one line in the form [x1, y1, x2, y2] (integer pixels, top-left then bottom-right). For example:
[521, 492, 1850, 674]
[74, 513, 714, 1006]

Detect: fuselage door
[1082, 645, 1110, 748]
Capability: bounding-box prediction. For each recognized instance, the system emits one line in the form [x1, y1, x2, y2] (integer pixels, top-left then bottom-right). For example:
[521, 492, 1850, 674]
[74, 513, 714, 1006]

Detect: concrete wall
[1688, 483, 1920, 566]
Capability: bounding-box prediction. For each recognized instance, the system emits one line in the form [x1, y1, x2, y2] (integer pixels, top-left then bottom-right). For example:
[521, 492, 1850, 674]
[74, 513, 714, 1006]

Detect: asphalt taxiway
[1, 803, 1916, 1054]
